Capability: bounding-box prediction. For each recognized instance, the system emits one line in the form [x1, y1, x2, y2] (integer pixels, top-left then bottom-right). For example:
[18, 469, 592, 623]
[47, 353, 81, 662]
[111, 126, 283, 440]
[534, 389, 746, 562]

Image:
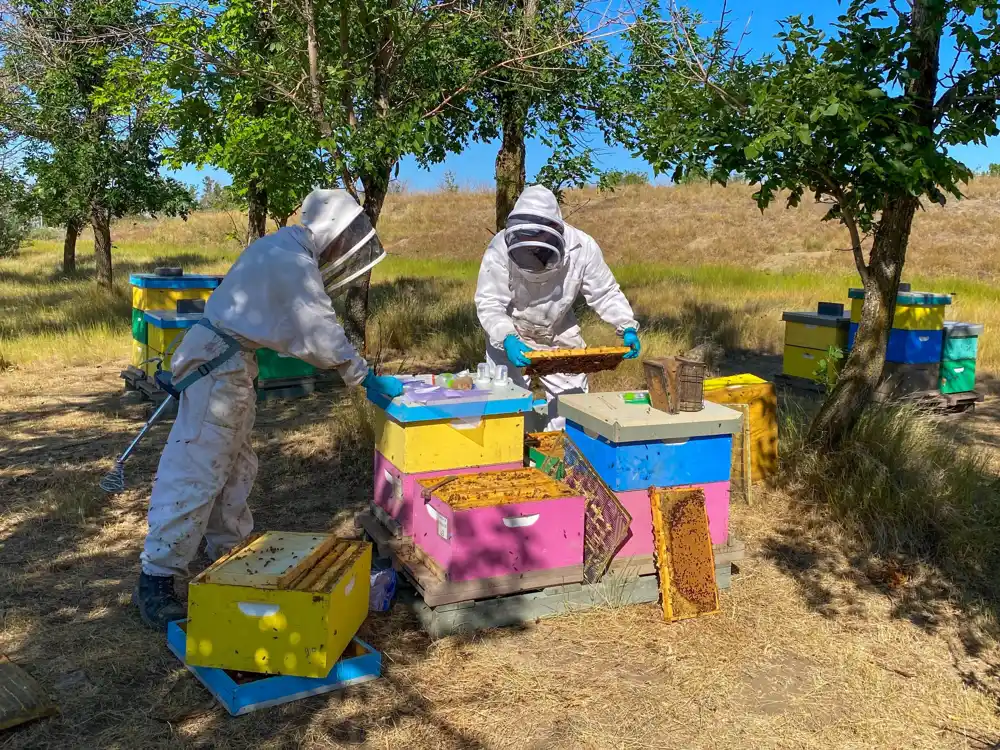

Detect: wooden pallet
[358, 511, 743, 609]
[881, 388, 984, 413]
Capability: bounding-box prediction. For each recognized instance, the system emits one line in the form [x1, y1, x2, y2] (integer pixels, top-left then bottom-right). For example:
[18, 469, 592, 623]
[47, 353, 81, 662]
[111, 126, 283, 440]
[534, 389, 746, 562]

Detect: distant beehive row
[128, 271, 324, 395]
[781, 285, 983, 400]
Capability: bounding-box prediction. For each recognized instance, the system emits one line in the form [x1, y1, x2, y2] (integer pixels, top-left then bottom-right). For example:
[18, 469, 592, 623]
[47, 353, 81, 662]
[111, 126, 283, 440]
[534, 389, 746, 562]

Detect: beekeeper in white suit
[476, 185, 641, 430]
[135, 188, 405, 631]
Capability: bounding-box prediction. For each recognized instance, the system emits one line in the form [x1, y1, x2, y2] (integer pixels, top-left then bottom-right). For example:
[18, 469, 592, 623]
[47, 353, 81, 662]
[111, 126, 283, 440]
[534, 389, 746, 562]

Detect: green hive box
[940, 359, 977, 394]
[942, 321, 983, 361]
[256, 348, 316, 381]
[131, 308, 148, 344]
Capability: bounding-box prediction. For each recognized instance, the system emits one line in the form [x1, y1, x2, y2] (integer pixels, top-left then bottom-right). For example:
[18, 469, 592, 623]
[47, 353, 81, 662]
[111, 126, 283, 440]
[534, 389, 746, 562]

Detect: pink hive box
[412, 468, 585, 582]
[373, 452, 522, 537]
[615, 481, 731, 554]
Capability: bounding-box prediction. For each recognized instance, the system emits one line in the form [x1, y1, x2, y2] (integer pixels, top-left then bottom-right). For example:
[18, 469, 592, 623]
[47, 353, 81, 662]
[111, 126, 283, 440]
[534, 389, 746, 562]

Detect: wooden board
[649, 487, 720, 622]
[0, 655, 57, 731]
[524, 346, 630, 377]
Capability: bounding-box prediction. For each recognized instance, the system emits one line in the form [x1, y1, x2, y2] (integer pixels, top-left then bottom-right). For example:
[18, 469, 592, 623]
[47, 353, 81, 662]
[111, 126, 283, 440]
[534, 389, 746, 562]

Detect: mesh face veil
[504, 213, 565, 274]
[318, 211, 387, 295]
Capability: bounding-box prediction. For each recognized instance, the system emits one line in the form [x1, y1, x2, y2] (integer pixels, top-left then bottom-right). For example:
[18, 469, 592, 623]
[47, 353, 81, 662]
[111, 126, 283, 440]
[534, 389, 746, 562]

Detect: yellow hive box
[142, 347, 172, 377]
[146, 323, 187, 354]
[784, 321, 848, 350]
[186, 533, 371, 678]
[373, 409, 524, 474]
[704, 374, 778, 481]
[132, 286, 215, 312]
[782, 345, 838, 382]
[849, 299, 946, 330]
[130, 339, 148, 369]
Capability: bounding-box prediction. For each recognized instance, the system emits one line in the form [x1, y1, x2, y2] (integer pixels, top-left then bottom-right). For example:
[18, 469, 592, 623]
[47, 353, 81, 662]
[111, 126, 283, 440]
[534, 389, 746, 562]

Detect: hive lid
[703, 374, 768, 390]
[847, 288, 952, 306]
[944, 321, 984, 338]
[368, 378, 534, 423]
[193, 532, 366, 591]
[419, 468, 575, 510]
[558, 392, 743, 443]
[130, 273, 224, 290]
[781, 311, 850, 328]
[142, 310, 202, 328]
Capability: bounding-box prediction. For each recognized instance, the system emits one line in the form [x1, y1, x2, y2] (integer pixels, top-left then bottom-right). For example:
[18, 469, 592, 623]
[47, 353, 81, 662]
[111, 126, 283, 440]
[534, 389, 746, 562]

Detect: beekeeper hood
[504, 185, 566, 279]
[301, 188, 387, 295]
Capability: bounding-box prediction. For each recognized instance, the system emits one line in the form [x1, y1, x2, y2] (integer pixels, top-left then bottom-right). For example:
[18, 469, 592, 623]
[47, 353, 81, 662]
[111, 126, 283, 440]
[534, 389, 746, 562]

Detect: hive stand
[357, 510, 744, 638]
[120, 364, 344, 404]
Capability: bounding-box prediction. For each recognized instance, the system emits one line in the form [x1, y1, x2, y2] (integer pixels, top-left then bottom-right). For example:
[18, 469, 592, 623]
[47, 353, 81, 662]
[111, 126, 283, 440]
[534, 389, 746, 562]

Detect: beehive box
[943, 322, 983, 362]
[781, 310, 850, 350]
[940, 360, 976, 394]
[132, 307, 148, 345]
[186, 533, 371, 678]
[144, 310, 201, 354]
[703, 374, 778, 482]
[368, 380, 533, 474]
[131, 339, 149, 369]
[413, 468, 586, 582]
[848, 324, 943, 364]
[558, 393, 740, 492]
[848, 288, 951, 330]
[257, 348, 317, 382]
[783, 345, 840, 381]
[373, 452, 522, 537]
[130, 273, 223, 311]
[875, 362, 940, 399]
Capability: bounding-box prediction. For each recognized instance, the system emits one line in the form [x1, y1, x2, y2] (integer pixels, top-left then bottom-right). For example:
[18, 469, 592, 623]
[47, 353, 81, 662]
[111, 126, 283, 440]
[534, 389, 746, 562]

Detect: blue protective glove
[503, 334, 534, 368]
[363, 369, 405, 399]
[622, 328, 641, 360]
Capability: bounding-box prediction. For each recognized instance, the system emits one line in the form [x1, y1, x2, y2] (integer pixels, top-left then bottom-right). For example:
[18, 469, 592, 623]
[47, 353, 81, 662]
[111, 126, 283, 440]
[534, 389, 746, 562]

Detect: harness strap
[158, 319, 244, 399]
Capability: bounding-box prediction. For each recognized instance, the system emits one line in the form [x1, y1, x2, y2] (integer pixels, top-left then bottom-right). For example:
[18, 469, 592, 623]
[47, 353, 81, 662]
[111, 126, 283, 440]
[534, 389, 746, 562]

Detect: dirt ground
[2, 360, 1000, 749]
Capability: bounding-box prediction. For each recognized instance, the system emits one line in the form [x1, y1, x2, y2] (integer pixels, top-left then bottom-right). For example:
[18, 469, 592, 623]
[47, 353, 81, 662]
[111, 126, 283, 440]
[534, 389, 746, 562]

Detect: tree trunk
[807, 0, 943, 447]
[247, 178, 268, 244]
[63, 218, 80, 275]
[91, 204, 112, 289]
[495, 96, 527, 231]
[808, 197, 918, 446]
[273, 214, 289, 229]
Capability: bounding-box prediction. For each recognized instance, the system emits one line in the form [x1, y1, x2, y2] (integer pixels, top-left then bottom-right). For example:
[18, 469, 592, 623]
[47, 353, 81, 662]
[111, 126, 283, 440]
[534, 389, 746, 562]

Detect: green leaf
[797, 126, 812, 145]
[824, 102, 840, 117]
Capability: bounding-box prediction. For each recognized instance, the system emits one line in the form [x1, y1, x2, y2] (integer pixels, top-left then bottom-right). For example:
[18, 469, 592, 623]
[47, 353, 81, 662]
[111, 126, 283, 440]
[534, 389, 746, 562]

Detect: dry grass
[3, 180, 1000, 747]
[2, 366, 1000, 749]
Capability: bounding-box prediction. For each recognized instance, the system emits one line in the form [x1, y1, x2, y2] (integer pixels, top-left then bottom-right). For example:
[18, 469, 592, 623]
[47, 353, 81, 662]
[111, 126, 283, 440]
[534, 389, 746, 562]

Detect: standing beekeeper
[134, 188, 405, 631]
[475, 185, 641, 430]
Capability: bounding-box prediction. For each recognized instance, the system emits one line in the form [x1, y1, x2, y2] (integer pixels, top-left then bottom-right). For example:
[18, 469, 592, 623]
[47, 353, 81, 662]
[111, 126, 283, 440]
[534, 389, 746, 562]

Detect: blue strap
[165, 319, 244, 397]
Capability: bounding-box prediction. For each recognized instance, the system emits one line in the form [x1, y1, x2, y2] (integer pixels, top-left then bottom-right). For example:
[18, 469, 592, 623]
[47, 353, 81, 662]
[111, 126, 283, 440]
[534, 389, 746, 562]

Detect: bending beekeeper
[135, 188, 405, 631]
[476, 185, 641, 430]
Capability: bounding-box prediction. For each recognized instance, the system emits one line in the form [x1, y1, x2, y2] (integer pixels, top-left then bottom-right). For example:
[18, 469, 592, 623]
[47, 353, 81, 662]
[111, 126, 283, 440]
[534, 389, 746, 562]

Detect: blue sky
[169, 0, 1000, 192]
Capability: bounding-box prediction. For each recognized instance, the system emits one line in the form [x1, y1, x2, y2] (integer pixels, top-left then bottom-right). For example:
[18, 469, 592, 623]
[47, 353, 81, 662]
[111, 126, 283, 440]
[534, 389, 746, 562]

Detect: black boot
[133, 572, 187, 632]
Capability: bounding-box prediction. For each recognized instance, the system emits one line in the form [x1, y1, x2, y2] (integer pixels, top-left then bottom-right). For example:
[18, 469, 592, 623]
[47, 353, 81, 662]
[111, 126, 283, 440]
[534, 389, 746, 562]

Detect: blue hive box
[848, 324, 943, 364]
[557, 393, 741, 493]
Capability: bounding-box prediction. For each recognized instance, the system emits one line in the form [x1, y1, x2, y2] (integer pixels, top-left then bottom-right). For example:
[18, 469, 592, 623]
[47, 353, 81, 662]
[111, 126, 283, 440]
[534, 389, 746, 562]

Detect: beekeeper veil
[504, 185, 566, 278]
[300, 188, 387, 295]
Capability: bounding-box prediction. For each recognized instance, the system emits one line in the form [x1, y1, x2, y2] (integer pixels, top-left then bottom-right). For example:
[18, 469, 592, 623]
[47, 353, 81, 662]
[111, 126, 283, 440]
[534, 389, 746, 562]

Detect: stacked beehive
[130, 273, 222, 375]
[557, 393, 741, 553]
[780, 302, 851, 382]
[847, 287, 951, 398]
[129, 270, 323, 395]
[940, 321, 984, 396]
[369, 380, 533, 544]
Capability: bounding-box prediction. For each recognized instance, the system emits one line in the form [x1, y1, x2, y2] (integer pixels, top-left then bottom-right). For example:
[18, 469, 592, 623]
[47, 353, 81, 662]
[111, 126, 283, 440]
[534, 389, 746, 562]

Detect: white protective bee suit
[140, 197, 370, 578]
[475, 186, 639, 430]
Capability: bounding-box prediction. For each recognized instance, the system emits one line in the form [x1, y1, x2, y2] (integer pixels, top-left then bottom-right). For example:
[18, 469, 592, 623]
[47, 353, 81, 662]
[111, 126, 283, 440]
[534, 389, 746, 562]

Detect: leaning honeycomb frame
[649, 487, 720, 622]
